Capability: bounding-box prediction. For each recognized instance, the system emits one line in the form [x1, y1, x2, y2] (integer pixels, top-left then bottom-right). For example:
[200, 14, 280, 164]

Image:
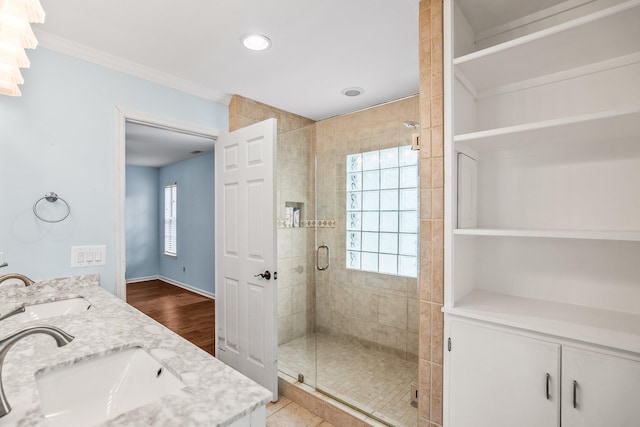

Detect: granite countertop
[0, 275, 272, 426]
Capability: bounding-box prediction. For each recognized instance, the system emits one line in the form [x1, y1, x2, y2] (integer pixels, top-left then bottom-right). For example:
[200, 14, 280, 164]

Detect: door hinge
[448, 337, 451, 352]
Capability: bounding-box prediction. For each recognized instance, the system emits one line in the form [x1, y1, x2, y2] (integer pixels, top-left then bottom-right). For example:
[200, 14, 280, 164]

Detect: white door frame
[113, 107, 221, 300]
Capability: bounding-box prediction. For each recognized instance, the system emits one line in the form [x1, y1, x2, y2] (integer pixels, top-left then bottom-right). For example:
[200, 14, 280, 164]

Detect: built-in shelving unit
[453, 228, 640, 241]
[443, 289, 640, 354]
[445, 0, 640, 423]
[454, 106, 640, 152]
[454, 0, 640, 92]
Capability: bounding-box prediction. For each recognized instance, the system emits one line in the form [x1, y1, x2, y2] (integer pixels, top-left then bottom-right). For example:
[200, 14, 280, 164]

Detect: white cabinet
[447, 320, 640, 427]
[448, 320, 560, 427]
[562, 347, 640, 427]
[228, 405, 266, 427]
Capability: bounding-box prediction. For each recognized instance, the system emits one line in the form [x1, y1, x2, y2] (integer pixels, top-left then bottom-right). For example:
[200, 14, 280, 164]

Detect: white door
[447, 319, 560, 427]
[562, 347, 640, 427]
[215, 118, 278, 400]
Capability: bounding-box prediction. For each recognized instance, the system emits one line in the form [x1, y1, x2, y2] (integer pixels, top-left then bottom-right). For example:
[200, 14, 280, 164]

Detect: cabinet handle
[545, 373, 551, 400]
[572, 380, 578, 409]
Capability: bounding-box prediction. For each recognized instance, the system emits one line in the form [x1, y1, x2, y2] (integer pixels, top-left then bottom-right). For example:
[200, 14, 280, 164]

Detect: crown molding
[34, 29, 232, 106]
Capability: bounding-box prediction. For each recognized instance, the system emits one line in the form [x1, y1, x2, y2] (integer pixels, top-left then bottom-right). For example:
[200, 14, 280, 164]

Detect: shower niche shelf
[284, 202, 303, 228]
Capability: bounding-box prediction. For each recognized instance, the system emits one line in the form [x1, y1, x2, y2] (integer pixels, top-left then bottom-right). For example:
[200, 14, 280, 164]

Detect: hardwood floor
[126, 279, 215, 356]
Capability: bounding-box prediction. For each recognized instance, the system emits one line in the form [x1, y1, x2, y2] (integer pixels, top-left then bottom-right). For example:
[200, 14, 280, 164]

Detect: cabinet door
[562, 347, 640, 427]
[448, 320, 560, 427]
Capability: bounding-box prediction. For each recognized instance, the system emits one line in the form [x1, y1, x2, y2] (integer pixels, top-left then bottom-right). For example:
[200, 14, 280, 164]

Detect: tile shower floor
[279, 333, 418, 427]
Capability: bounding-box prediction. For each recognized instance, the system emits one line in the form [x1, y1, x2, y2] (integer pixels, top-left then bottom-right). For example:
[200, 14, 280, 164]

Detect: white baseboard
[126, 275, 160, 284]
[159, 276, 215, 300]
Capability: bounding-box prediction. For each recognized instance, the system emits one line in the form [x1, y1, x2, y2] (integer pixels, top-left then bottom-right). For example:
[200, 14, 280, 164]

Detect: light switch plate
[71, 245, 106, 268]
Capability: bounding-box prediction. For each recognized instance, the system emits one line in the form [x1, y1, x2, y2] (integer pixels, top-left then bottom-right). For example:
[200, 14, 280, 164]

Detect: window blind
[164, 183, 177, 256]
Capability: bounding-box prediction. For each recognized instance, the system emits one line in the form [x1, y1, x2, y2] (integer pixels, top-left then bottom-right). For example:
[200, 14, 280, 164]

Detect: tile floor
[279, 333, 418, 426]
[267, 397, 335, 427]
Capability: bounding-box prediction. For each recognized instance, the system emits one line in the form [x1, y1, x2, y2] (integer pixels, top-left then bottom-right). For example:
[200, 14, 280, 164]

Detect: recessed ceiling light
[242, 34, 271, 51]
[342, 87, 364, 97]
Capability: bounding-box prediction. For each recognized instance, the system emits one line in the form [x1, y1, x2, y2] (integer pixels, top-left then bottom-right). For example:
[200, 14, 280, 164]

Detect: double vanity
[0, 275, 271, 426]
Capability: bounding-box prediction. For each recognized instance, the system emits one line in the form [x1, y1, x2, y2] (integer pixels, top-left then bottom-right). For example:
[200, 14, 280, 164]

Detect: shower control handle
[254, 270, 271, 280]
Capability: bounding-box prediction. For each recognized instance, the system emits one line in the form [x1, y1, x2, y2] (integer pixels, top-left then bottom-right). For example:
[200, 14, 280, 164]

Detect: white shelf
[444, 290, 640, 355]
[454, 228, 640, 241]
[453, 0, 640, 92]
[454, 107, 640, 153]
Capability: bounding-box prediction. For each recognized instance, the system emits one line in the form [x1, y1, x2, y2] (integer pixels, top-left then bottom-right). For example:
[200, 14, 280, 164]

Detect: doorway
[114, 109, 219, 353]
[115, 108, 220, 300]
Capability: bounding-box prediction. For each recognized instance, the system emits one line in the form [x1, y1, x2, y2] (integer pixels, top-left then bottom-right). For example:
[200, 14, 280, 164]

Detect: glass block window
[346, 146, 418, 277]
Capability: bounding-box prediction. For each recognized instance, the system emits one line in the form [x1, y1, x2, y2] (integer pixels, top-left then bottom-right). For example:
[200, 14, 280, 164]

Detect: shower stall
[276, 96, 420, 427]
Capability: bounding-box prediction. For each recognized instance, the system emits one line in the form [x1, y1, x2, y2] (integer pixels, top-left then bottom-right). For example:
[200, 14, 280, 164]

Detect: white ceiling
[126, 123, 214, 168]
[36, 0, 420, 121]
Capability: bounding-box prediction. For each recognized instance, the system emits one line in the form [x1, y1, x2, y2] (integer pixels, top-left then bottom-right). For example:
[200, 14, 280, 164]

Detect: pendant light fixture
[0, 0, 45, 96]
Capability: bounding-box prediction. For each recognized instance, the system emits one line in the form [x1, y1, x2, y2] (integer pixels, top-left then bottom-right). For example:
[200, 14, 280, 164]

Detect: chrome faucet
[0, 274, 35, 287]
[0, 326, 74, 417]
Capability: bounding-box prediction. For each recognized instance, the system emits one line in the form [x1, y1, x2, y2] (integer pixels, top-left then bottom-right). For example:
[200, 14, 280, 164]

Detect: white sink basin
[18, 297, 91, 322]
[36, 347, 185, 427]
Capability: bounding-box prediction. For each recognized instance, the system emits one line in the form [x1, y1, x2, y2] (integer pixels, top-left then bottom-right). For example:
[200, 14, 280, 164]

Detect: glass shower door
[313, 99, 421, 427]
[275, 124, 317, 389]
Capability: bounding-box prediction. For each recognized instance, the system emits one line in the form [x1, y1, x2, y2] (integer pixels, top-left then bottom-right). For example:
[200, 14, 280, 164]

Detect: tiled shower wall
[229, 95, 422, 360]
[229, 95, 317, 345]
[417, 1, 445, 426]
[314, 96, 421, 362]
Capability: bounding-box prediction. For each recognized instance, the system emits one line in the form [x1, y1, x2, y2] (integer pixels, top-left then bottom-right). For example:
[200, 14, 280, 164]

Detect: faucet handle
[0, 263, 7, 269]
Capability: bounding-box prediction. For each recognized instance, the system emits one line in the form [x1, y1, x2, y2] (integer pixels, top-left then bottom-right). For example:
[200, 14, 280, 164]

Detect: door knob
[254, 270, 271, 280]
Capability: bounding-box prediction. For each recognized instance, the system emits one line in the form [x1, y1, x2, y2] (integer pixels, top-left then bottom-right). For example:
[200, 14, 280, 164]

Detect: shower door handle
[317, 245, 330, 271]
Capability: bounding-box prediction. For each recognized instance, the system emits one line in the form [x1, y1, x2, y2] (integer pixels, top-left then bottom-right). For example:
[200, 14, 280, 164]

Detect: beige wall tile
[419, 301, 432, 360]
[420, 158, 432, 190]
[419, 97, 432, 130]
[431, 95, 443, 128]
[431, 1, 443, 35]
[431, 126, 444, 158]
[431, 363, 443, 425]
[431, 303, 444, 364]
[431, 242, 444, 304]
[323, 403, 371, 427]
[419, 127, 432, 159]
[376, 324, 408, 354]
[432, 188, 443, 219]
[432, 157, 444, 188]
[408, 298, 420, 333]
[421, 189, 432, 220]
[378, 294, 408, 329]
[432, 220, 443, 243]
[279, 381, 326, 420]
[418, 359, 431, 420]
[419, 254, 432, 303]
[419, 3, 431, 41]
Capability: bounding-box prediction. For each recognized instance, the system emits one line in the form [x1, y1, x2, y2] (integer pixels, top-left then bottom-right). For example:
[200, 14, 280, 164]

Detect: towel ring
[33, 192, 71, 223]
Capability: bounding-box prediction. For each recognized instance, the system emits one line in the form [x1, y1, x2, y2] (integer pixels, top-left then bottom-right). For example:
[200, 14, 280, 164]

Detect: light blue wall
[158, 152, 215, 295]
[125, 166, 160, 280]
[0, 48, 228, 294]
